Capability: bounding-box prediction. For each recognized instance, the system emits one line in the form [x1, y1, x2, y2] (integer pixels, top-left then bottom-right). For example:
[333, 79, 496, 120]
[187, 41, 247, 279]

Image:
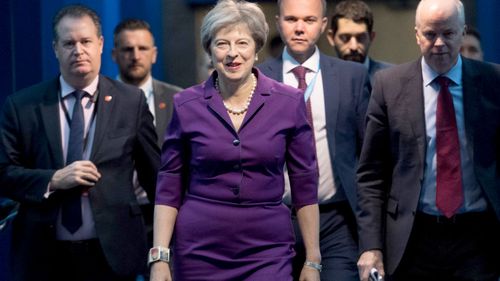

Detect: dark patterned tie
[435, 76, 463, 218]
[61, 90, 86, 233]
[291, 66, 314, 126]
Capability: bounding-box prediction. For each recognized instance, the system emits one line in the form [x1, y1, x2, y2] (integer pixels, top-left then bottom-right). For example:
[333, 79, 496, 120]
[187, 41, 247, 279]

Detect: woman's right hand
[150, 261, 172, 281]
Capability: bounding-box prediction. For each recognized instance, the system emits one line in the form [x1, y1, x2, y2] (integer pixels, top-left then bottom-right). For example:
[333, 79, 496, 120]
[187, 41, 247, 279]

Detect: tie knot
[72, 90, 87, 101]
[435, 76, 451, 88]
[291, 66, 307, 80]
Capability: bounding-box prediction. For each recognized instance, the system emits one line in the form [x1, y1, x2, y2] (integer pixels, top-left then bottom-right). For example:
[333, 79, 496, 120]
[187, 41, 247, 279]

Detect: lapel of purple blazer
[39, 78, 64, 168]
[204, 69, 270, 134]
[239, 68, 271, 132]
[204, 74, 238, 135]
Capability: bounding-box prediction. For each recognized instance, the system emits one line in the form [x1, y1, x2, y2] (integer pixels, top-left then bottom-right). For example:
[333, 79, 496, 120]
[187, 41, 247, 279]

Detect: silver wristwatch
[148, 246, 170, 267]
[304, 260, 323, 272]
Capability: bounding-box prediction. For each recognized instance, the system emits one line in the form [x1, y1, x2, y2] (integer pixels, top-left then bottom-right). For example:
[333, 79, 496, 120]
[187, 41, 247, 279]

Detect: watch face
[150, 247, 159, 260]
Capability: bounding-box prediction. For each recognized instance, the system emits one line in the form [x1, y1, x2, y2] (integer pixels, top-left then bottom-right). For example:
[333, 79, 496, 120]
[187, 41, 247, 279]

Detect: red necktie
[435, 76, 463, 218]
[291, 66, 314, 126]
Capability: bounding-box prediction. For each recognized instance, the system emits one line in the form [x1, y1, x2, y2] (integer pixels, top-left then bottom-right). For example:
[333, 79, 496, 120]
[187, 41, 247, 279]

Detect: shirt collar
[363, 57, 370, 70]
[117, 75, 153, 98]
[60, 75, 99, 98]
[282, 46, 320, 74]
[422, 55, 462, 87]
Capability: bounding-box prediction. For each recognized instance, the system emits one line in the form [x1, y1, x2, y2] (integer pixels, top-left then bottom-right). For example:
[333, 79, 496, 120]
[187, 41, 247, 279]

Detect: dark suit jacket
[152, 79, 182, 148]
[357, 57, 500, 274]
[0, 76, 160, 280]
[368, 58, 393, 86]
[258, 52, 370, 212]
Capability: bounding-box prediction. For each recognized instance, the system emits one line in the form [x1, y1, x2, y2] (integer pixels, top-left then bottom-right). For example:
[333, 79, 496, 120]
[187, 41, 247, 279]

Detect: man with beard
[112, 19, 182, 147]
[327, 0, 392, 84]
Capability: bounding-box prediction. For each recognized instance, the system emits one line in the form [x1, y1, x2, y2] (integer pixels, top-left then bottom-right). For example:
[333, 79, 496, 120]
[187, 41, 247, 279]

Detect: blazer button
[231, 186, 240, 195]
[232, 139, 240, 146]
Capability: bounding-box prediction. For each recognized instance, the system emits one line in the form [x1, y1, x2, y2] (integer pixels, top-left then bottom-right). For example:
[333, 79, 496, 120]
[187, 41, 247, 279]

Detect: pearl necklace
[215, 74, 257, 115]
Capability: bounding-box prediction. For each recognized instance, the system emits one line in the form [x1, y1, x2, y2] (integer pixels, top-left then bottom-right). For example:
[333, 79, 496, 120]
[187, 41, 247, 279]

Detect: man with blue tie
[356, 0, 500, 280]
[0, 4, 159, 281]
[259, 0, 370, 280]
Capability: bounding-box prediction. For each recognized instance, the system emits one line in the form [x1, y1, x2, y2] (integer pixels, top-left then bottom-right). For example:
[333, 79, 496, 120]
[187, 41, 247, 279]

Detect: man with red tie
[356, 0, 500, 280]
[259, 0, 370, 280]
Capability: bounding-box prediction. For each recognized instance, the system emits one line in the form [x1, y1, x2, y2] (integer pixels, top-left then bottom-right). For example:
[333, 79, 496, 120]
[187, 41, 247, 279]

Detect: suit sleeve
[356, 73, 392, 253]
[134, 93, 161, 203]
[287, 94, 319, 210]
[0, 96, 56, 204]
[155, 104, 187, 209]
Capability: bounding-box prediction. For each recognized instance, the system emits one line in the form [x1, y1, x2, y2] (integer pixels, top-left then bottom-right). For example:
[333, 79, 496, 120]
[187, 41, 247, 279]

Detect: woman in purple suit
[150, 1, 321, 280]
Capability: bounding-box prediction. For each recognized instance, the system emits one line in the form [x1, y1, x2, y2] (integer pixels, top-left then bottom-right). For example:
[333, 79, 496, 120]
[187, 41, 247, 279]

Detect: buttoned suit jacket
[0, 75, 160, 280]
[357, 57, 500, 275]
[258, 52, 370, 214]
[152, 79, 182, 147]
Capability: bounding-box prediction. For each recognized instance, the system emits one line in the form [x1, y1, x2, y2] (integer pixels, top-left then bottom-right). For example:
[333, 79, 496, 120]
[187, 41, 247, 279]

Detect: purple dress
[156, 69, 318, 280]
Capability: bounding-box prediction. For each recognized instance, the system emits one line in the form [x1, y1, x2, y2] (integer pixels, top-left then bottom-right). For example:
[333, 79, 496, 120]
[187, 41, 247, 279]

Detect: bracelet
[304, 260, 322, 272]
[148, 246, 170, 267]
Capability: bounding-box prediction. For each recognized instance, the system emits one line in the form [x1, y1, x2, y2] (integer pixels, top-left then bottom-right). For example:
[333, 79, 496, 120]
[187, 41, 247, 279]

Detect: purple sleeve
[155, 105, 185, 209]
[287, 95, 319, 210]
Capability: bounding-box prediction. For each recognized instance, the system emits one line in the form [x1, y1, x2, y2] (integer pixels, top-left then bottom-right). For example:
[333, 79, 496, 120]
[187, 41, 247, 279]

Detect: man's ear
[53, 41, 59, 59]
[320, 16, 328, 34]
[326, 29, 335, 46]
[415, 27, 421, 45]
[275, 14, 281, 34]
[152, 46, 158, 64]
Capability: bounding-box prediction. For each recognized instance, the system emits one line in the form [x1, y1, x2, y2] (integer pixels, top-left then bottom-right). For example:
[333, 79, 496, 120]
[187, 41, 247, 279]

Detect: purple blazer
[156, 68, 318, 209]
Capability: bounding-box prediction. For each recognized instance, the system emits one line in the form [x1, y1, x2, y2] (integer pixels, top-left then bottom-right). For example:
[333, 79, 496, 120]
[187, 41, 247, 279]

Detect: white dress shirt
[281, 46, 336, 204]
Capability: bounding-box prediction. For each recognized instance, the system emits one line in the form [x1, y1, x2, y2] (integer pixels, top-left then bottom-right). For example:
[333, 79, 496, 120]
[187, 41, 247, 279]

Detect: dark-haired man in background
[327, 0, 392, 84]
[460, 26, 483, 61]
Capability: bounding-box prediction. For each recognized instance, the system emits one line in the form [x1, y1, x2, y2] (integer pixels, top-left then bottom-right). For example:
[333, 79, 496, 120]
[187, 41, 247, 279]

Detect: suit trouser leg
[390, 212, 500, 281]
[50, 239, 136, 281]
[292, 202, 359, 281]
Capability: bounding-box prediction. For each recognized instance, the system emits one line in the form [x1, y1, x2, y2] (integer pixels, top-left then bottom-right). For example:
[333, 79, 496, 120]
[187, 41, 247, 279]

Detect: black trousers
[49, 239, 136, 281]
[291, 201, 359, 281]
[391, 211, 500, 281]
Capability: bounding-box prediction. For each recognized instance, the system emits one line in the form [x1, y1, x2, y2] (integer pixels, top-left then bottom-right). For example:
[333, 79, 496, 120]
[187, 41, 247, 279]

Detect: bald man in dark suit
[356, 1, 500, 280]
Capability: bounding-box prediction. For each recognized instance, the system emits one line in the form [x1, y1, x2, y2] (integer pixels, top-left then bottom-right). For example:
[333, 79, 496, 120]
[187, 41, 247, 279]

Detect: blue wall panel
[6, 0, 164, 96]
[476, 0, 500, 63]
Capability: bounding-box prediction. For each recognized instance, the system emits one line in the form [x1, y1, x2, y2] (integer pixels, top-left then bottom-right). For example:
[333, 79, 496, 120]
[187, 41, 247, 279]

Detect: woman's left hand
[298, 265, 321, 281]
